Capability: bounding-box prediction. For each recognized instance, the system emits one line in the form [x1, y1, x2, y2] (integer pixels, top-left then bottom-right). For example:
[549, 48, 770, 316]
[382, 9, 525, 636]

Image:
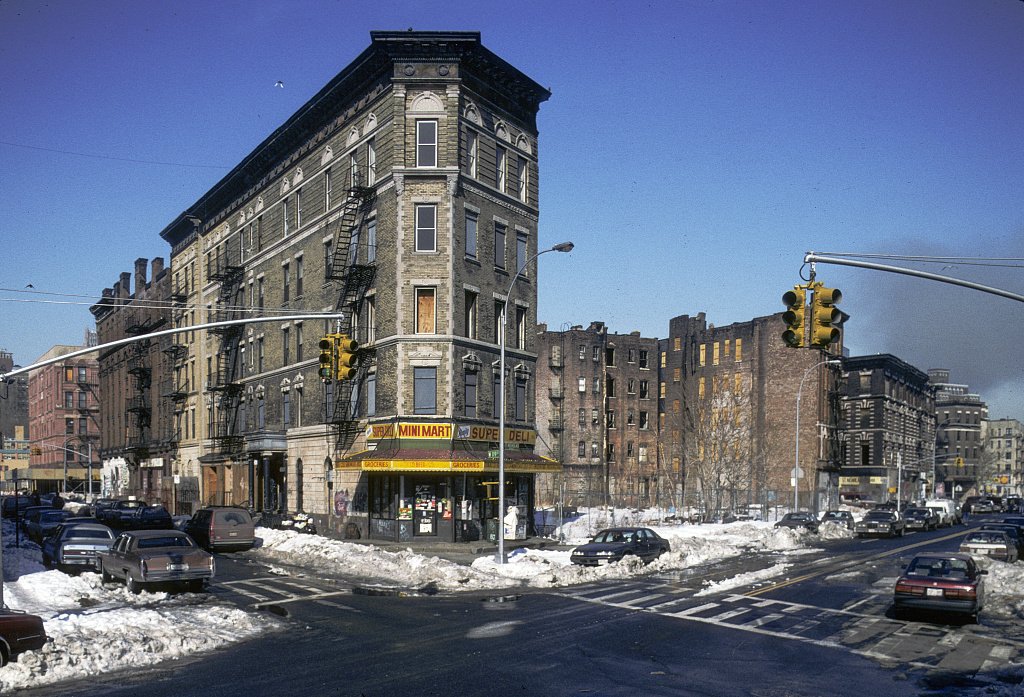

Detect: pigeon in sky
[274, 81, 284, 88]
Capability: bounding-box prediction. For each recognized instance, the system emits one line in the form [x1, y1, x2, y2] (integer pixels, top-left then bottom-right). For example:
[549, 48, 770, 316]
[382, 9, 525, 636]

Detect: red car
[893, 552, 986, 622]
[0, 609, 48, 666]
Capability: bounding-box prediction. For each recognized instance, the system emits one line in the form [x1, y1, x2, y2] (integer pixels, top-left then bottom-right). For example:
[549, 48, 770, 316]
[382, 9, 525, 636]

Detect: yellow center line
[742, 527, 971, 597]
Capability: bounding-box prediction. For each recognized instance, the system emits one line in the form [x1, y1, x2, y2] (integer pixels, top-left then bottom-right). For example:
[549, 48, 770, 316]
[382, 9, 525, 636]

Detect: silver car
[99, 529, 214, 593]
[41, 522, 115, 572]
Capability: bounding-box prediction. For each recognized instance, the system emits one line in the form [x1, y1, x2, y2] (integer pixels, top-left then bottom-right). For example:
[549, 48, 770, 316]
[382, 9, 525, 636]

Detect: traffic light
[318, 336, 335, 382]
[781, 286, 806, 348]
[809, 285, 842, 348]
[335, 335, 359, 380]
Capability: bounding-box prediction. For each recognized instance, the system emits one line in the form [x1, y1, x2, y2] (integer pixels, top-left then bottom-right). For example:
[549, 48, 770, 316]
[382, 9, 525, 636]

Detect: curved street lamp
[498, 241, 574, 564]
[794, 358, 841, 512]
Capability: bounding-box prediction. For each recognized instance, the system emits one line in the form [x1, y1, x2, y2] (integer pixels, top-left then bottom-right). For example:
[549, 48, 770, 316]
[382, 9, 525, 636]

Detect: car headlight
[595, 550, 616, 557]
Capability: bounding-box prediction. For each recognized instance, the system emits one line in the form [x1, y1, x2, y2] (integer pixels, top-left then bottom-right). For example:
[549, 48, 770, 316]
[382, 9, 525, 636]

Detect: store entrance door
[413, 481, 437, 536]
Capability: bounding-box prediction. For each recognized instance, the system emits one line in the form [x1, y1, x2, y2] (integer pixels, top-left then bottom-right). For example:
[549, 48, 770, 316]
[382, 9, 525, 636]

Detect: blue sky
[2, 0, 1023, 419]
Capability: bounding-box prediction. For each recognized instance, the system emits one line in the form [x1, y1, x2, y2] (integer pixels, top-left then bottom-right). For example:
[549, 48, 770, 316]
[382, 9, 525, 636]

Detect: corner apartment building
[157, 31, 553, 541]
[26, 334, 100, 494]
[929, 368, 988, 498]
[983, 418, 1022, 498]
[0, 350, 29, 447]
[91, 258, 188, 510]
[535, 322, 660, 508]
[836, 354, 936, 503]
[661, 312, 844, 515]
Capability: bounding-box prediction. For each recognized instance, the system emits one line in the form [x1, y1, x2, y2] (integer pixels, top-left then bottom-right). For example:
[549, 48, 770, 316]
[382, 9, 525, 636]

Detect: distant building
[27, 338, 100, 494]
[535, 322, 660, 508]
[929, 369, 988, 499]
[836, 354, 936, 503]
[982, 418, 1022, 498]
[661, 312, 844, 516]
[91, 258, 188, 509]
[1, 425, 29, 492]
[0, 349, 29, 447]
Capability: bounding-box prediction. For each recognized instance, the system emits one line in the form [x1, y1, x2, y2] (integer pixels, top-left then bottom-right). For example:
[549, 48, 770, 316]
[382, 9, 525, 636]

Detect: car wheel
[101, 566, 113, 584]
[127, 575, 143, 594]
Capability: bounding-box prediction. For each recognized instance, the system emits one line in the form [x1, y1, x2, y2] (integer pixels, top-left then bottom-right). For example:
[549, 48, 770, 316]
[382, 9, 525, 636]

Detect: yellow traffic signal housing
[335, 335, 359, 380]
[810, 285, 842, 348]
[781, 286, 806, 348]
[318, 336, 335, 382]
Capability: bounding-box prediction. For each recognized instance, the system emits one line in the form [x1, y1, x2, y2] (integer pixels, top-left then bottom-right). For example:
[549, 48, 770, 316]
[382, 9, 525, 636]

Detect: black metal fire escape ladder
[207, 252, 246, 456]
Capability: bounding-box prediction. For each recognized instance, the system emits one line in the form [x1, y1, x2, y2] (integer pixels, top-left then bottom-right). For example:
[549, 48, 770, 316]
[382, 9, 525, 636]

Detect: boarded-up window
[416, 288, 435, 334]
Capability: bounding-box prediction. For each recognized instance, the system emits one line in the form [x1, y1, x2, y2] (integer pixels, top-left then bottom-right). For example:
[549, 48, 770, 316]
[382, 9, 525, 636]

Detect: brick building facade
[155, 31, 554, 541]
[930, 369, 988, 499]
[535, 322, 660, 509]
[984, 418, 1023, 499]
[26, 336, 100, 494]
[91, 258, 190, 510]
[836, 354, 936, 504]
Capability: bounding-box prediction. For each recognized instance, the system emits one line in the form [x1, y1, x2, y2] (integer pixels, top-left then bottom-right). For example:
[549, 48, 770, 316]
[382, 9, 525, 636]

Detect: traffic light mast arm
[804, 253, 1024, 304]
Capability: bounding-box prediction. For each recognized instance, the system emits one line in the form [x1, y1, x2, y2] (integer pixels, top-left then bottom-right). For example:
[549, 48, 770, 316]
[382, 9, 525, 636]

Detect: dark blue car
[570, 527, 670, 566]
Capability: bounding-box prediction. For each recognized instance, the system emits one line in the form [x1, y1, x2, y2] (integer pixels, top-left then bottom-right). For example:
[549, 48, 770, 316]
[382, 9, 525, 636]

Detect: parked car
[820, 510, 855, 529]
[183, 506, 255, 552]
[964, 497, 994, 514]
[1, 495, 35, 519]
[83, 497, 119, 519]
[893, 552, 986, 622]
[774, 512, 820, 533]
[570, 527, 670, 566]
[979, 523, 1024, 558]
[97, 499, 146, 529]
[0, 609, 48, 667]
[19, 506, 54, 532]
[902, 507, 940, 532]
[855, 510, 905, 538]
[99, 529, 214, 593]
[41, 521, 116, 572]
[1005, 496, 1022, 514]
[924, 499, 960, 527]
[1001, 516, 1024, 530]
[123, 505, 174, 531]
[25, 508, 74, 544]
[959, 529, 1019, 563]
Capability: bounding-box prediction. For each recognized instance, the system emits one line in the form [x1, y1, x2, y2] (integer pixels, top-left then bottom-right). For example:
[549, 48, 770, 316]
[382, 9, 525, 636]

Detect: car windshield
[136, 536, 195, 549]
[865, 511, 892, 520]
[906, 557, 971, 579]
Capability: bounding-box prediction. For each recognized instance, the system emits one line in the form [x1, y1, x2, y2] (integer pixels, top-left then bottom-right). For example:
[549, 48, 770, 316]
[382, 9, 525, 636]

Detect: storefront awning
[336, 448, 561, 473]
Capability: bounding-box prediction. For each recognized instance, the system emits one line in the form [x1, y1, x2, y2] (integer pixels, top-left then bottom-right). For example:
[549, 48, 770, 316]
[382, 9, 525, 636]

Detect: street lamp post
[497, 241, 574, 564]
[794, 358, 841, 512]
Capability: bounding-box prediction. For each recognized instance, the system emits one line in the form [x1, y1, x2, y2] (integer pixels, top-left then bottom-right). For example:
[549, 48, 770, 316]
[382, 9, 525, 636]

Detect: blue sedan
[570, 527, 670, 566]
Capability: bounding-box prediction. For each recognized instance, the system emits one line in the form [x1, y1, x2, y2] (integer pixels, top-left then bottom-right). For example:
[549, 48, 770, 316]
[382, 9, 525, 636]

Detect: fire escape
[125, 310, 156, 456]
[325, 183, 376, 448]
[207, 248, 246, 456]
[163, 280, 190, 446]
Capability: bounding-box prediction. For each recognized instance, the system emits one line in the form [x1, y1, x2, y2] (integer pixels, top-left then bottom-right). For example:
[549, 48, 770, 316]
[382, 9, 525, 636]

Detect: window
[413, 367, 437, 414]
[593, 378, 600, 394]
[515, 378, 526, 421]
[578, 377, 586, 393]
[295, 188, 302, 228]
[64, 367, 74, 382]
[416, 120, 437, 167]
[415, 204, 437, 252]
[639, 350, 648, 369]
[592, 408, 599, 425]
[257, 278, 264, 309]
[578, 408, 586, 426]
[78, 392, 87, 408]
[579, 344, 586, 360]
[493, 372, 502, 418]
[607, 411, 616, 429]
[494, 301, 505, 345]
[639, 411, 649, 430]
[282, 262, 290, 302]
[366, 374, 376, 417]
[367, 139, 376, 184]
[65, 418, 74, 434]
[283, 197, 289, 236]
[350, 151, 359, 187]
[79, 417, 88, 435]
[627, 379, 636, 394]
[465, 372, 477, 418]
[324, 169, 332, 211]
[494, 223, 506, 269]
[366, 218, 376, 263]
[674, 337, 681, 351]
[365, 296, 376, 344]
[496, 145, 506, 191]
[605, 347, 615, 366]
[465, 211, 478, 259]
[606, 377, 616, 398]
[324, 239, 333, 272]
[415, 288, 435, 334]
[257, 337, 264, 373]
[465, 291, 478, 339]
[736, 339, 743, 361]
[628, 349, 636, 364]
[591, 442, 599, 458]
[467, 131, 478, 178]
[258, 396, 265, 429]
[295, 257, 303, 297]
[296, 324, 304, 363]
[699, 344, 706, 366]
[283, 391, 291, 429]
[516, 307, 527, 349]
[516, 234, 527, 275]
[713, 342, 720, 365]
[593, 346, 600, 362]
[627, 409, 635, 426]
[607, 443, 615, 461]
[673, 368, 680, 382]
[283, 327, 290, 365]
[660, 382, 666, 398]
[518, 157, 528, 203]
[639, 380, 649, 399]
